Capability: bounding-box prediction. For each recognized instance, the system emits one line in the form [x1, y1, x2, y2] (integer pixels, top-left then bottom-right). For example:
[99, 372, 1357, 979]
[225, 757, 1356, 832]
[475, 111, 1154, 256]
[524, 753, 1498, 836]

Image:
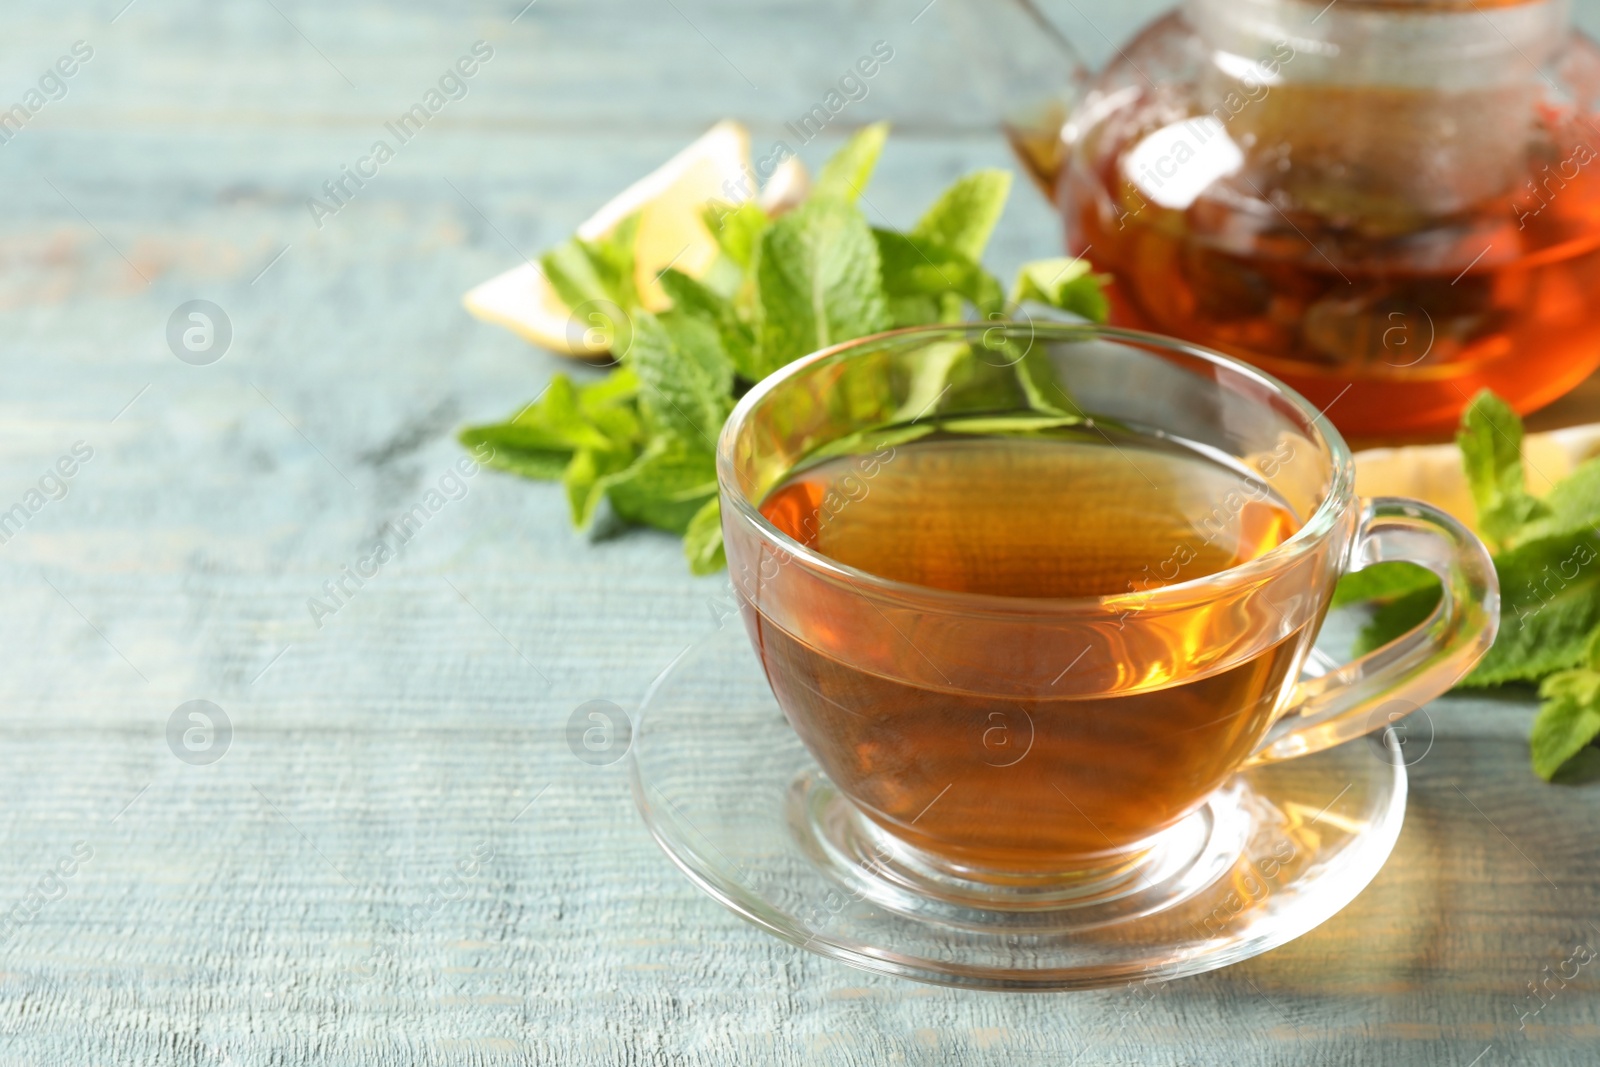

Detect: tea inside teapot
[1004, 0, 1600, 435]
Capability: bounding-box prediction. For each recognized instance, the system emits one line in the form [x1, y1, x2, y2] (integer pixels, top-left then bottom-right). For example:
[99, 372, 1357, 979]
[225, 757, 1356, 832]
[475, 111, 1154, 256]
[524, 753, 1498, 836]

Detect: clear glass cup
[716, 322, 1498, 911]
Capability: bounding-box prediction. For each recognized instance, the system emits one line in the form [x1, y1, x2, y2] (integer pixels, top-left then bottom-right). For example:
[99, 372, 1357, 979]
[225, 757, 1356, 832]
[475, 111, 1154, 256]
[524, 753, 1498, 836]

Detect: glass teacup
[717, 322, 1497, 909]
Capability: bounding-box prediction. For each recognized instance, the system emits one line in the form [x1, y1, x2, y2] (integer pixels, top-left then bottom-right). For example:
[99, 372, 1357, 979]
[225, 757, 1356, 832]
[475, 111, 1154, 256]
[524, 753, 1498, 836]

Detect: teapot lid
[1186, 0, 1568, 88]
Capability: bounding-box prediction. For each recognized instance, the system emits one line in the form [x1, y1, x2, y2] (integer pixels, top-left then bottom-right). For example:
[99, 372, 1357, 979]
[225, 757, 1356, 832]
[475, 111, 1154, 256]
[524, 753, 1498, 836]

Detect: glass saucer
[630, 621, 1407, 991]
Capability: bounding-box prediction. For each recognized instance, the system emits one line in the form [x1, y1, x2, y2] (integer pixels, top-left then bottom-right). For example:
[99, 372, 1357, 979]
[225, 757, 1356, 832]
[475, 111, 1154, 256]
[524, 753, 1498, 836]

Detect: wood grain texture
[0, 0, 1596, 1063]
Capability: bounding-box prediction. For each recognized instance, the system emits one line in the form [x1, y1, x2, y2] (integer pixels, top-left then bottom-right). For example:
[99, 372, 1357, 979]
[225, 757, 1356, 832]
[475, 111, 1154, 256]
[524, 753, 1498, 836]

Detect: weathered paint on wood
[0, 0, 1595, 1063]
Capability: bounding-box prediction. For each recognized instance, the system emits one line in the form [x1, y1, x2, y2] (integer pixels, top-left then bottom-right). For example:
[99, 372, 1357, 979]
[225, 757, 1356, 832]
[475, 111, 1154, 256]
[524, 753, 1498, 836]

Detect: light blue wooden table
[1, 0, 1598, 1063]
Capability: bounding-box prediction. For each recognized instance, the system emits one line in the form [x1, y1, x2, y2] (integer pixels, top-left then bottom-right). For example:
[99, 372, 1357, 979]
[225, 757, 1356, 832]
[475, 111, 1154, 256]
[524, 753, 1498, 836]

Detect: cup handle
[1248, 497, 1501, 765]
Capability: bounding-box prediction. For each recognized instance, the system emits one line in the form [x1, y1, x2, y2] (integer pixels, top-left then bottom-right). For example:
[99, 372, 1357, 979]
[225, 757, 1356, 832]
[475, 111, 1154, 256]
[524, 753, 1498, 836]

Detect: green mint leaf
[703, 199, 769, 272]
[1457, 389, 1548, 549]
[892, 339, 971, 425]
[911, 169, 1012, 263]
[563, 449, 602, 525]
[577, 365, 639, 410]
[578, 213, 641, 308]
[1476, 529, 1600, 685]
[933, 292, 967, 324]
[459, 375, 611, 456]
[1010, 258, 1111, 322]
[684, 496, 726, 575]
[462, 438, 570, 480]
[812, 122, 890, 202]
[754, 197, 891, 378]
[629, 311, 734, 449]
[884, 294, 945, 328]
[658, 268, 760, 382]
[563, 445, 637, 528]
[1330, 561, 1438, 610]
[1353, 584, 1440, 659]
[1016, 350, 1075, 418]
[1356, 528, 1600, 686]
[603, 438, 719, 534]
[805, 423, 940, 464]
[938, 414, 1086, 435]
[539, 240, 612, 322]
[1513, 456, 1600, 546]
[540, 213, 642, 313]
[580, 368, 645, 453]
[873, 229, 1005, 320]
[1532, 650, 1600, 780]
[702, 201, 766, 327]
[462, 125, 1123, 575]
[702, 253, 745, 301]
[460, 370, 644, 484]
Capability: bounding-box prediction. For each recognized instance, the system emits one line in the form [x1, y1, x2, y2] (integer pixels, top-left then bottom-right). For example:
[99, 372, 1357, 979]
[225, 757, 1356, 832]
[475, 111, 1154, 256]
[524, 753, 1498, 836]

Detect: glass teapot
[955, 0, 1600, 436]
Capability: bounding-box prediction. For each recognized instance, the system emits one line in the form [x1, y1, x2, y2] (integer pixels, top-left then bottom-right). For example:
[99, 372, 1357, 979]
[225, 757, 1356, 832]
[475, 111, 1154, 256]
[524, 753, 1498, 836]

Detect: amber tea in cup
[718, 324, 1497, 900]
[756, 430, 1308, 871]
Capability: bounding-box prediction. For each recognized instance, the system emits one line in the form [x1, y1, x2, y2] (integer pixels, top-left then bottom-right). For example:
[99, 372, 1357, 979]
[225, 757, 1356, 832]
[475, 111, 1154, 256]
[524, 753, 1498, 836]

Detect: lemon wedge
[1353, 423, 1600, 535]
[463, 121, 807, 359]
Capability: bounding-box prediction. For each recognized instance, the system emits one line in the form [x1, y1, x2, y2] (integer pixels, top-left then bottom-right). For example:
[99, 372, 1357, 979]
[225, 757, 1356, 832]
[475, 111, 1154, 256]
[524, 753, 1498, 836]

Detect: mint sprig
[1459, 391, 1550, 549]
[1337, 389, 1600, 780]
[1533, 629, 1600, 780]
[754, 196, 892, 377]
[460, 123, 1110, 575]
